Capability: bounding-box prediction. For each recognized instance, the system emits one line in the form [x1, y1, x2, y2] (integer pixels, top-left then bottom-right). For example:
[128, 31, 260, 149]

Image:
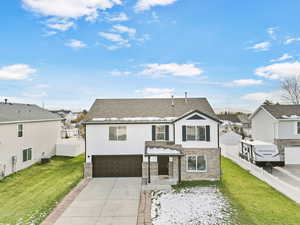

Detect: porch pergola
[144, 141, 184, 184]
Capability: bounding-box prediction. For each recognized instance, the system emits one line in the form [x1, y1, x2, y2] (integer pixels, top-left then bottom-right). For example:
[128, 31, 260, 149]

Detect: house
[0, 101, 62, 177]
[250, 104, 300, 165]
[218, 113, 251, 137]
[83, 97, 221, 183]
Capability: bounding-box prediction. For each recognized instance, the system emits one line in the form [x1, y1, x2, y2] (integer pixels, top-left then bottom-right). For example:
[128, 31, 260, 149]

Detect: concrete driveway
[54, 178, 141, 225]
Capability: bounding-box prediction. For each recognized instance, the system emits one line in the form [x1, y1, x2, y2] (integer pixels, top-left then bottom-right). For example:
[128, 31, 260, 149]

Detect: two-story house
[84, 97, 221, 183]
[0, 101, 62, 177]
[251, 104, 300, 165]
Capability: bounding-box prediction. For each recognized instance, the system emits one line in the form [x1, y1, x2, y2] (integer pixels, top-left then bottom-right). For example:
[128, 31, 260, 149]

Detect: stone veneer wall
[274, 139, 300, 161]
[142, 162, 158, 179]
[179, 148, 221, 181]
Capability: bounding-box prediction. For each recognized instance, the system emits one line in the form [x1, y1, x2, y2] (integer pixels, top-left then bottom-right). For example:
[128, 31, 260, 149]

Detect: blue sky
[2, 0, 300, 111]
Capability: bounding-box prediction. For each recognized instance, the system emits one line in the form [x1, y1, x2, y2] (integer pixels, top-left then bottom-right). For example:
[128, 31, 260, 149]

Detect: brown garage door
[92, 155, 142, 177]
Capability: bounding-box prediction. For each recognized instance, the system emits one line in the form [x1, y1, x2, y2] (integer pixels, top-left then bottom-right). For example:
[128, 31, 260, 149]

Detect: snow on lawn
[151, 187, 232, 225]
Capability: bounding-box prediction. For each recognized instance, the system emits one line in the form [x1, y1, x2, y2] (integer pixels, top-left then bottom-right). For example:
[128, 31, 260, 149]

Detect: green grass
[173, 157, 300, 225]
[0, 155, 84, 225]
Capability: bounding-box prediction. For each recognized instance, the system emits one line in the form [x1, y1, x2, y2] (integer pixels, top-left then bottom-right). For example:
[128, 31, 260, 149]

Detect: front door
[158, 156, 169, 175]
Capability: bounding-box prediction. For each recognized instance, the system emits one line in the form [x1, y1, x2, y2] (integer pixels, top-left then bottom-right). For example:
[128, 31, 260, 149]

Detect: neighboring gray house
[0, 101, 62, 177]
[84, 97, 221, 183]
[251, 104, 300, 165]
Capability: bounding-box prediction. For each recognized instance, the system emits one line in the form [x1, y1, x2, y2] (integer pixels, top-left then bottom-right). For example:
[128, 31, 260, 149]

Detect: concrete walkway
[54, 178, 141, 225]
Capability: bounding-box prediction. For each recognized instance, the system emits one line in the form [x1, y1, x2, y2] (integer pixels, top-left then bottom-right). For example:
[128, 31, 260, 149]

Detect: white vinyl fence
[221, 144, 300, 204]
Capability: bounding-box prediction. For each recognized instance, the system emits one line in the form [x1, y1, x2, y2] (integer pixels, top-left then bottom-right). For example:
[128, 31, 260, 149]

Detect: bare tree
[281, 76, 300, 104]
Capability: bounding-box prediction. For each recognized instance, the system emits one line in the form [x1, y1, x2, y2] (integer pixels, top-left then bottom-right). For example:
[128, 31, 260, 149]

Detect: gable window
[23, 148, 32, 162]
[109, 126, 127, 141]
[297, 122, 300, 134]
[18, 124, 23, 137]
[187, 155, 207, 172]
[186, 126, 206, 141]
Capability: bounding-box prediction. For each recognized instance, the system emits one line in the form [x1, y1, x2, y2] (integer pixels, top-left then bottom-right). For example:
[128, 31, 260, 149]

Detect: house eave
[0, 118, 63, 125]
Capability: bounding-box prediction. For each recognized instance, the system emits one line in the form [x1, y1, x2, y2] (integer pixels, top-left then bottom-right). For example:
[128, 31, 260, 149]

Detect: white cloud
[112, 24, 136, 37]
[255, 61, 300, 79]
[136, 88, 174, 98]
[22, 0, 122, 19]
[22, 0, 122, 31]
[270, 53, 293, 62]
[267, 27, 278, 40]
[110, 70, 132, 76]
[135, 0, 177, 12]
[140, 63, 203, 77]
[45, 18, 75, 31]
[23, 91, 47, 98]
[228, 79, 263, 87]
[107, 12, 129, 21]
[241, 90, 282, 102]
[247, 41, 271, 52]
[0, 64, 36, 80]
[285, 37, 300, 45]
[65, 39, 87, 49]
[99, 32, 129, 45]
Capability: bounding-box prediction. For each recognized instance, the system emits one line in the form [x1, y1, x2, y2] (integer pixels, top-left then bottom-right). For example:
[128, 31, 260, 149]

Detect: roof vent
[4, 99, 7, 104]
[184, 92, 188, 103]
[171, 95, 175, 107]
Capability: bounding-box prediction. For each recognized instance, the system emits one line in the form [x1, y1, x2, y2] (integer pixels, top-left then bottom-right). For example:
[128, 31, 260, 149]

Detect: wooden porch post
[148, 155, 151, 183]
[178, 156, 181, 183]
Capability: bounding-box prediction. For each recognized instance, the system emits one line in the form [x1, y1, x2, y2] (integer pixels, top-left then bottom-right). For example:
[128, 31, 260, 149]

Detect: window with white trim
[187, 155, 207, 172]
[186, 126, 205, 141]
[156, 125, 166, 141]
[18, 124, 23, 137]
[23, 148, 32, 162]
[297, 122, 300, 134]
[109, 126, 127, 141]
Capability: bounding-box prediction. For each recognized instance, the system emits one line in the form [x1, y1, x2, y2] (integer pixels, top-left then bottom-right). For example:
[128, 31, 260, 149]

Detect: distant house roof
[85, 98, 218, 124]
[260, 104, 300, 119]
[0, 103, 61, 123]
[237, 114, 250, 123]
[218, 114, 241, 123]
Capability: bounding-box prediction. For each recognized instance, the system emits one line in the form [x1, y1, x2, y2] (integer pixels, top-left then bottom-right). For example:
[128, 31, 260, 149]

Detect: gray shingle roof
[85, 98, 217, 123]
[262, 104, 300, 119]
[218, 114, 241, 123]
[0, 103, 61, 123]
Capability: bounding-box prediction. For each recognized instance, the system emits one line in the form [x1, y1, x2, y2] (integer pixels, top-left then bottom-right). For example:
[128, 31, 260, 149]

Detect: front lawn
[173, 157, 300, 225]
[221, 157, 300, 225]
[0, 155, 84, 225]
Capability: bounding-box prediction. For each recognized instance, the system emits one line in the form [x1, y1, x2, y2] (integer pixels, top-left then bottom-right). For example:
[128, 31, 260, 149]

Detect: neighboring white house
[0, 101, 62, 177]
[84, 97, 221, 183]
[251, 104, 300, 165]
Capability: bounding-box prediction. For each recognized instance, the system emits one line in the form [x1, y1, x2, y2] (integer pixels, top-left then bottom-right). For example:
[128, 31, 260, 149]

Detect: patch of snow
[93, 117, 177, 121]
[147, 147, 181, 155]
[151, 187, 232, 225]
[282, 115, 300, 119]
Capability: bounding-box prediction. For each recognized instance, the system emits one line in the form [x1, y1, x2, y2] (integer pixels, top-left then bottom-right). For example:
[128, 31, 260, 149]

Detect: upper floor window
[109, 126, 127, 141]
[297, 122, 300, 134]
[156, 125, 166, 141]
[23, 148, 32, 162]
[182, 125, 210, 142]
[152, 125, 169, 141]
[186, 126, 206, 141]
[18, 124, 23, 137]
